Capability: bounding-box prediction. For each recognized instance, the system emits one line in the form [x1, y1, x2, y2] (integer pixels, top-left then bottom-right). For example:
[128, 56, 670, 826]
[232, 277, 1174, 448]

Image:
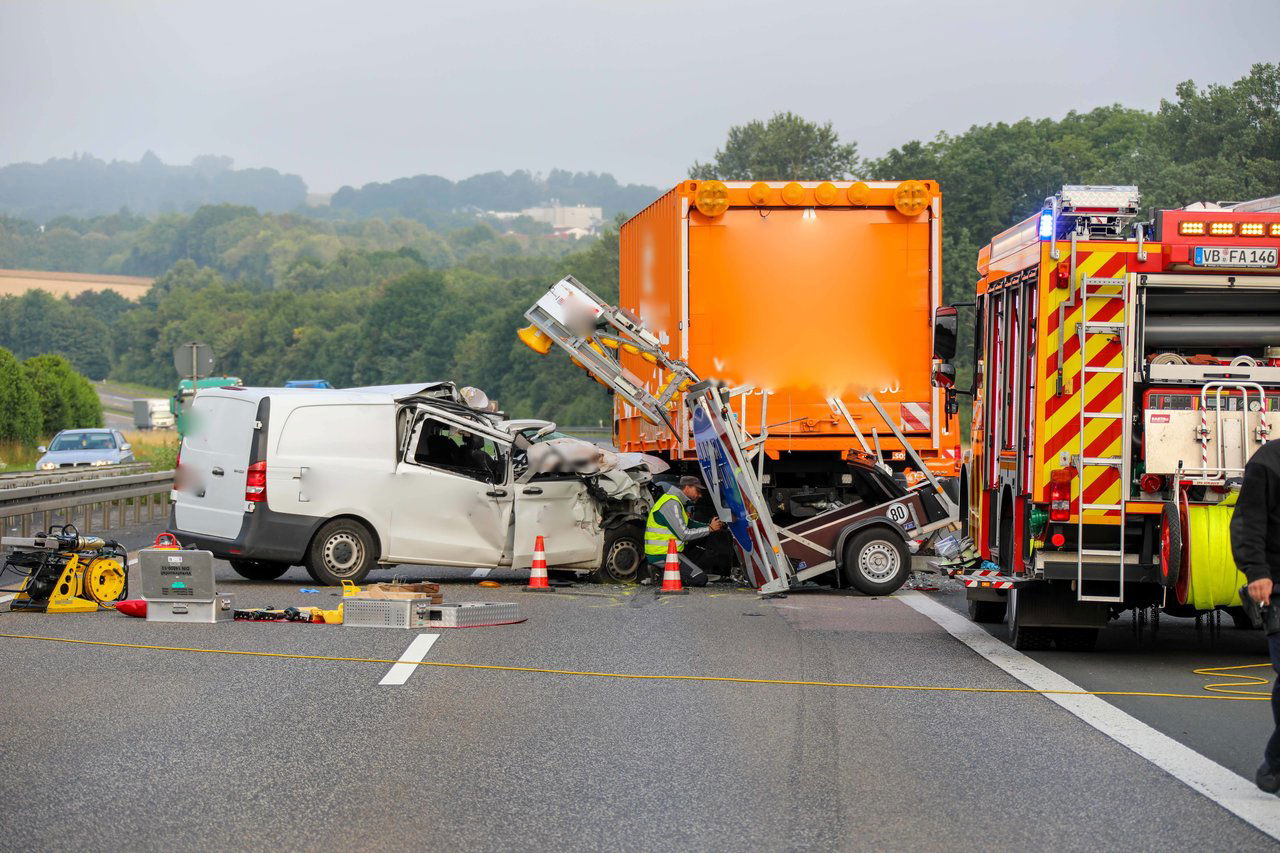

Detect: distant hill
[330, 169, 663, 221]
[0, 153, 307, 222]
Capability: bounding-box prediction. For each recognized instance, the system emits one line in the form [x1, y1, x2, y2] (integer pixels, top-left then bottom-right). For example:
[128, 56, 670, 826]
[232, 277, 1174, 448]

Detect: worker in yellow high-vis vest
[644, 475, 723, 586]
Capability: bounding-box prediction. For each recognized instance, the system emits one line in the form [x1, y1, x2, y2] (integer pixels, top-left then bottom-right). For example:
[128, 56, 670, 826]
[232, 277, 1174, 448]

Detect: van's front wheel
[229, 559, 291, 581]
[306, 519, 377, 586]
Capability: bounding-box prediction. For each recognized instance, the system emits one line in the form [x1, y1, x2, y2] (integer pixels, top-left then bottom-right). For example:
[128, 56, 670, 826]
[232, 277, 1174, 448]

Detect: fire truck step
[1081, 503, 1123, 511]
[1079, 548, 1125, 557]
[1080, 457, 1123, 466]
[1082, 367, 1125, 374]
[1082, 411, 1123, 418]
[1080, 322, 1125, 333]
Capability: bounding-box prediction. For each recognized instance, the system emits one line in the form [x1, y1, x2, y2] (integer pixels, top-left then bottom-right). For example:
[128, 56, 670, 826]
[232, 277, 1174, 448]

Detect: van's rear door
[173, 393, 256, 539]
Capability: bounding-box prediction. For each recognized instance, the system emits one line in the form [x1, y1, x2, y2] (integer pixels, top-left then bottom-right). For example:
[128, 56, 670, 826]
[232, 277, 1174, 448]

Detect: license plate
[1194, 246, 1278, 268]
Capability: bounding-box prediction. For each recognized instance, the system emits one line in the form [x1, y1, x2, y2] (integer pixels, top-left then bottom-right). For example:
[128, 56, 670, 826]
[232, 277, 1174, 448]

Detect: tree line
[0, 350, 102, 446]
[0, 64, 1273, 433]
[0, 153, 306, 222]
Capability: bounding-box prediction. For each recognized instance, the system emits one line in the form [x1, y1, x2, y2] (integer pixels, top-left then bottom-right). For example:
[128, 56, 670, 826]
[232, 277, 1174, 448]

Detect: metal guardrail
[0, 462, 153, 487]
[0, 470, 175, 537]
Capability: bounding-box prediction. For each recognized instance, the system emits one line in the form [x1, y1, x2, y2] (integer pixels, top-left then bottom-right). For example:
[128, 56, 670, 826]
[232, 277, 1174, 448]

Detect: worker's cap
[677, 475, 706, 491]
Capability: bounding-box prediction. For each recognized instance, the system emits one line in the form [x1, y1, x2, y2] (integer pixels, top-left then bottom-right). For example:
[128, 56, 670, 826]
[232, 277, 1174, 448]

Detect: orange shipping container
[617, 180, 960, 513]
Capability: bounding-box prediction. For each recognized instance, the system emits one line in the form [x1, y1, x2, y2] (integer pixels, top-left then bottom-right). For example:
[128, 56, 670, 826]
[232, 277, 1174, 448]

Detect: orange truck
[615, 179, 961, 520]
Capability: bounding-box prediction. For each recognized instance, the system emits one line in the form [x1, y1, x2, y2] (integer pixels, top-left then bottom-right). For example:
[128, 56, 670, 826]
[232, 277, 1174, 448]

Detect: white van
[169, 383, 651, 585]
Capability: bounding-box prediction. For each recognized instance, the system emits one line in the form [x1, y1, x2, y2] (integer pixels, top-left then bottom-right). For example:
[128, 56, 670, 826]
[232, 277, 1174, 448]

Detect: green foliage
[865, 62, 1280, 383]
[22, 354, 102, 433]
[690, 112, 859, 181]
[0, 347, 41, 445]
[0, 290, 113, 378]
[0, 66, 1273, 435]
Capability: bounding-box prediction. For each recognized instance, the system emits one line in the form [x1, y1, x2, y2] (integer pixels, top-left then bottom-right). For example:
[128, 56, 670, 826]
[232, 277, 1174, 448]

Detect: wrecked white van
[169, 382, 652, 584]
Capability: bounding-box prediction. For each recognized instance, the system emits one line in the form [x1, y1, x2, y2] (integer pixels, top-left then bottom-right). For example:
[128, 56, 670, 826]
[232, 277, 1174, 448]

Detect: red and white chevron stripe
[900, 402, 931, 432]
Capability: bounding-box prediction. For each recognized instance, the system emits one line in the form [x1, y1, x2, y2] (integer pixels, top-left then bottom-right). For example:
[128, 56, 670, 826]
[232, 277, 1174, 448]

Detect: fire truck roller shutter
[1144, 316, 1280, 347]
[1143, 291, 1280, 347]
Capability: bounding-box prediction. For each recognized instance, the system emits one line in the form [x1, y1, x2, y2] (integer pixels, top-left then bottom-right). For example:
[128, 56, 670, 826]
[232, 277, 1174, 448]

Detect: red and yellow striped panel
[1036, 247, 1128, 523]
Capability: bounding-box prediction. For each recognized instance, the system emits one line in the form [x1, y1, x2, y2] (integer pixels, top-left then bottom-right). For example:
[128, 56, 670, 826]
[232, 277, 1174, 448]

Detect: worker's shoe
[1256, 762, 1280, 794]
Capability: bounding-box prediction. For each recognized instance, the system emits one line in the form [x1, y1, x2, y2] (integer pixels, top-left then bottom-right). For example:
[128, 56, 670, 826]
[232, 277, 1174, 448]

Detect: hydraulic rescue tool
[2, 524, 128, 613]
[520, 275, 968, 595]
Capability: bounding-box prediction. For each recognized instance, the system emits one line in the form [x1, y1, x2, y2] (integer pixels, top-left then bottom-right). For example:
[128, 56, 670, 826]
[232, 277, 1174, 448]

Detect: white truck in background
[132, 398, 175, 430]
[168, 382, 654, 585]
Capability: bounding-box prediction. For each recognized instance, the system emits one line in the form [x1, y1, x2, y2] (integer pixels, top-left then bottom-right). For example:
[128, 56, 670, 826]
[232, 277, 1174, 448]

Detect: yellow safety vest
[644, 492, 687, 557]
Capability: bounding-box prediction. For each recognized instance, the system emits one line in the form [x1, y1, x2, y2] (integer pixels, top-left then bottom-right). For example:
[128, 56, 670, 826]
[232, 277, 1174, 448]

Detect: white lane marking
[378, 633, 440, 686]
[900, 590, 1280, 841]
[0, 593, 16, 606]
[469, 568, 491, 578]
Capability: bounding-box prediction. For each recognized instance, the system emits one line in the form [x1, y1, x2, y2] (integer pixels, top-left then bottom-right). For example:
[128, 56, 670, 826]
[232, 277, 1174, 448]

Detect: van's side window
[409, 417, 506, 483]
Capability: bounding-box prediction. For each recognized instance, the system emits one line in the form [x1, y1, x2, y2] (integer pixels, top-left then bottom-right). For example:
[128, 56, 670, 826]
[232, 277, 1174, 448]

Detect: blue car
[36, 429, 135, 470]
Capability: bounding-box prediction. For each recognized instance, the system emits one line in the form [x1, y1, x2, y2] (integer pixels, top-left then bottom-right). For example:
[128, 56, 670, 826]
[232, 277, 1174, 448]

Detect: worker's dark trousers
[1267, 632, 1280, 771]
[646, 554, 708, 587]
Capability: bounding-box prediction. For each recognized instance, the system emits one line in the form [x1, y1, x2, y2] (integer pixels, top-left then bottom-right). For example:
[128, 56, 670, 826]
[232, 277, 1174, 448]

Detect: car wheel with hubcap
[842, 528, 910, 596]
[594, 524, 643, 584]
[229, 558, 291, 581]
[305, 519, 377, 586]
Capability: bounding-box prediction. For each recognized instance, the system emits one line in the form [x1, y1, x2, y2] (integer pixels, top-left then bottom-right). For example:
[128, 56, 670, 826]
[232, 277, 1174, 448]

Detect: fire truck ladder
[1074, 276, 1130, 604]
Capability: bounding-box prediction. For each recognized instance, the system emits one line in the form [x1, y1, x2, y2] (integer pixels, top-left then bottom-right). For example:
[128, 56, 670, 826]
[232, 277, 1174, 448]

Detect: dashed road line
[378, 633, 440, 686]
[899, 590, 1280, 841]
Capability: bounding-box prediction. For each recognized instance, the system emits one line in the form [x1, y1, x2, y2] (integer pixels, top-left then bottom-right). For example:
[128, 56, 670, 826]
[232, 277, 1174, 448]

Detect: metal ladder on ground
[1074, 275, 1130, 603]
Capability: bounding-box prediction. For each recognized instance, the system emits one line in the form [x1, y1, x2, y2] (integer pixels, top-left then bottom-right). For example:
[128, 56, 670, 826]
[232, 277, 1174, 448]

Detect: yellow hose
[1186, 491, 1247, 610]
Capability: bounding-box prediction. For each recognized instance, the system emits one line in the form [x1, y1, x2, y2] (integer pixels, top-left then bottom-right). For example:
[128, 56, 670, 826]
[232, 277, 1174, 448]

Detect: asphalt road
[0, 531, 1275, 850]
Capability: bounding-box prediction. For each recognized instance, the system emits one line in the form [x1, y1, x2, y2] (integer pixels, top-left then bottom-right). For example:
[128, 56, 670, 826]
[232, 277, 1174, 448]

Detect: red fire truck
[959, 187, 1280, 649]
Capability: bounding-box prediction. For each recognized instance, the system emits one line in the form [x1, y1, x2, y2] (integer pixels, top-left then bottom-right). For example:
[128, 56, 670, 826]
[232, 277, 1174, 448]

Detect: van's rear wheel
[306, 519, 377, 585]
[229, 559, 291, 581]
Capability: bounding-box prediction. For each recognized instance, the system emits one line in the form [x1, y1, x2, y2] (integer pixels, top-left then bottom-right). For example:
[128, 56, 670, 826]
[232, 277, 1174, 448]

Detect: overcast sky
[1, 1, 1275, 193]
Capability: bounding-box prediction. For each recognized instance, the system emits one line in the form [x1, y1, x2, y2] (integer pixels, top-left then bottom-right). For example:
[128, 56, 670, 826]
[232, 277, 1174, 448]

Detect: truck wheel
[967, 598, 1007, 623]
[229, 559, 291, 581]
[594, 524, 643, 584]
[842, 528, 910, 596]
[305, 519, 377, 586]
[1008, 587, 1052, 651]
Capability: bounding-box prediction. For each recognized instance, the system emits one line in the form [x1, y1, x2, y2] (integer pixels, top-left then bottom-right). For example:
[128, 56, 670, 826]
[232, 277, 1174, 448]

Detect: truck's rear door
[687, 205, 934, 438]
[173, 392, 256, 539]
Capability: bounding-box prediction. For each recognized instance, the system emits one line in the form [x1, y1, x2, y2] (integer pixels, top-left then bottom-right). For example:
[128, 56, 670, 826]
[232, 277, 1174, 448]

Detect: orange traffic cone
[659, 539, 688, 595]
[525, 535, 553, 592]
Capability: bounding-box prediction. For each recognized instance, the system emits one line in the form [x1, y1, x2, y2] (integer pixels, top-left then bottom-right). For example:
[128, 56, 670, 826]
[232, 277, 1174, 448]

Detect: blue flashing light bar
[1038, 209, 1054, 240]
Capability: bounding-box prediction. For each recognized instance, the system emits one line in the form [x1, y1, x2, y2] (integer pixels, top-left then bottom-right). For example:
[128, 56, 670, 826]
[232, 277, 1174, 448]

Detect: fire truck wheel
[1007, 587, 1053, 651]
[305, 518, 377, 586]
[229, 559, 291, 581]
[594, 524, 643, 584]
[842, 528, 910, 595]
[967, 598, 1007, 623]
[1160, 501, 1182, 588]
